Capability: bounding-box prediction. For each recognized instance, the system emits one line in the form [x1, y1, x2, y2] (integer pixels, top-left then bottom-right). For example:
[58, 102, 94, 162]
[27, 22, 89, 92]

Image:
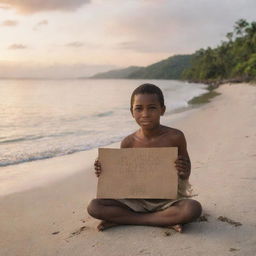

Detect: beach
[1, 83, 256, 256]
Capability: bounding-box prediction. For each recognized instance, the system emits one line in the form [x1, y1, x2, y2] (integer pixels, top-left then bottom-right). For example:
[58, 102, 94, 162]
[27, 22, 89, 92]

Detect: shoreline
[1, 83, 256, 256]
[0, 82, 212, 196]
[0, 79, 208, 168]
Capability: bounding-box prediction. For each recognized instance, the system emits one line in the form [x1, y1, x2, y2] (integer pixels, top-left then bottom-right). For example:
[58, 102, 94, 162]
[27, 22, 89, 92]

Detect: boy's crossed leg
[87, 198, 202, 232]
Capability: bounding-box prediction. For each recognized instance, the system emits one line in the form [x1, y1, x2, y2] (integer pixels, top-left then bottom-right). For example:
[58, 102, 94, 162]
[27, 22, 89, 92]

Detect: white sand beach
[1, 83, 256, 256]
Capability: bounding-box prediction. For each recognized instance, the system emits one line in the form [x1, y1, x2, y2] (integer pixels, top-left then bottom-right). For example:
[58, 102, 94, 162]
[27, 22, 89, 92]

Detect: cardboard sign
[97, 147, 178, 199]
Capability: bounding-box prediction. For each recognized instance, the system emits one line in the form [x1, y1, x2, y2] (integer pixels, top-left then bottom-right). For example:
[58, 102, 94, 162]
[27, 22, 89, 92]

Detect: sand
[1, 83, 256, 256]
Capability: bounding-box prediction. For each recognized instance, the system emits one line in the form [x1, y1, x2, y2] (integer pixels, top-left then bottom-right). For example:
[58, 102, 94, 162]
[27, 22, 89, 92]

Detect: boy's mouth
[140, 120, 152, 124]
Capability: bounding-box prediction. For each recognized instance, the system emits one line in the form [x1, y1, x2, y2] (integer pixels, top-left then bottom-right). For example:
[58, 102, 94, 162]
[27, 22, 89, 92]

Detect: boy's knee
[185, 199, 202, 220]
[87, 199, 103, 219]
[190, 200, 202, 218]
[178, 199, 202, 222]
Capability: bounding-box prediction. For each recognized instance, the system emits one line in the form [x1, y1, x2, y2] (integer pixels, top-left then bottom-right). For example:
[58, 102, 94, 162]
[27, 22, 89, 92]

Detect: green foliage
[128, 55, 193, 79]
[244, 54, 256, 78]
[183, 19, 256, 82]
[90, 19, 255, 82]
[90, 55, 193, 80]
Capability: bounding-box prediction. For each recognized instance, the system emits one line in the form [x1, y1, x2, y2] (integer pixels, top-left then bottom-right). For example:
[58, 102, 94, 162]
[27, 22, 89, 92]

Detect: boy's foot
[168, 224, 183, 233]
[97, 220, 119, 231]
[97, 221, 183, 232]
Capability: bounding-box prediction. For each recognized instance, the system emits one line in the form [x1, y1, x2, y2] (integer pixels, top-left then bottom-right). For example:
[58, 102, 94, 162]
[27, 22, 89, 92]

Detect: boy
[87, 84, 202, 232]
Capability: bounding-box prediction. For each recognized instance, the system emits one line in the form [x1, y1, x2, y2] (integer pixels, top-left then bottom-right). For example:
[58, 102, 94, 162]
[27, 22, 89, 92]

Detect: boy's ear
[130, 107, 134, 117]
[161, 105, 166, 116]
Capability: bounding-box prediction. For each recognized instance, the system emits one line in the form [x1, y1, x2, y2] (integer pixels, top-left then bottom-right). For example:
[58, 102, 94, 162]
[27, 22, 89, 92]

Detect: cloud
[0, 61, 117, 78]
[64, 41, 99, 49]
[117, 41, 168, 53]
[37, 20, 48, 26]
[0, 0, 91, 14]
[2, 20, 18, 26]
[33, 20, 48, 30]
[8, 44, 27, 50]
[66, 41, 84, 48]
[0, 4, 9, 9]
[107, 0, 256, 54]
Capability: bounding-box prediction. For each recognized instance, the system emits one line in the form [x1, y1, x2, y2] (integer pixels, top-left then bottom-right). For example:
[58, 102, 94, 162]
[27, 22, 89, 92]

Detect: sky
[0, 0, 255, 78]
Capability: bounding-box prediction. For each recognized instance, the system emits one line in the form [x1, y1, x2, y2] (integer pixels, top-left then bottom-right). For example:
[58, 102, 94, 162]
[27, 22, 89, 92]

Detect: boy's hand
[94, 159, 102, 177]
[175, 155, 190, 180]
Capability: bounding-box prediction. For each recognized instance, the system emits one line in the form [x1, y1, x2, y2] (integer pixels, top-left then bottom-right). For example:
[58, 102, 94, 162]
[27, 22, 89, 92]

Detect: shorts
[116, 199, 180, 213]
[116, 179, 193, 213]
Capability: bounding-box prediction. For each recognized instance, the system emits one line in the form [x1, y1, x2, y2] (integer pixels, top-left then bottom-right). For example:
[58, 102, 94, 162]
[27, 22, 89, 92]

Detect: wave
[0, 130, 94, 145]
[95, 111, 114, 117]
[0, 82, 209, 168]
[0, 135, 45, 144]
[0, 147, 89, 167]
[0, 134, 125, 167]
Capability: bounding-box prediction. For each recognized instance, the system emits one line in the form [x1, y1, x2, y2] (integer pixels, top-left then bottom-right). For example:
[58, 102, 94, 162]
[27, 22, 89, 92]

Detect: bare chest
[131, 136, 178, 148]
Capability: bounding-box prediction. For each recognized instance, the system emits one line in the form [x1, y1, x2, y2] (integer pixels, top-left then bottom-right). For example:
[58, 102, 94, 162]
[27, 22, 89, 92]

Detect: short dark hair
[130, 83, 165, 109]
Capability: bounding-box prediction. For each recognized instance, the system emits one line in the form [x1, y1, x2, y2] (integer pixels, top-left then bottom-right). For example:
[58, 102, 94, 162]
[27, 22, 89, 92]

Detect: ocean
[0, 79, 207, 167]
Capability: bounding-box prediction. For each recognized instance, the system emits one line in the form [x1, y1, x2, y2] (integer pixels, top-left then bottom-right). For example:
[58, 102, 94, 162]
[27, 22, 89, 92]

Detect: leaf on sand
[198, 214, 209, 222]
[217, 216, 242, 226]
[52, 231, 60, 235]
[164, 231, 172, 236]
[67, 226, 87, 238]
[229, 248, 240, 252]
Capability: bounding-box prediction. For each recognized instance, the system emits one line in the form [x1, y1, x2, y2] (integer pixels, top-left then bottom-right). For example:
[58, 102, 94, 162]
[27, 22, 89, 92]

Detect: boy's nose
[142, 109, 150, 117]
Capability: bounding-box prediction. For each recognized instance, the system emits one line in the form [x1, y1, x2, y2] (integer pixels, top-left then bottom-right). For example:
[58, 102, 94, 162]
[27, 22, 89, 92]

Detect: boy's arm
[175, 131, 191, 180]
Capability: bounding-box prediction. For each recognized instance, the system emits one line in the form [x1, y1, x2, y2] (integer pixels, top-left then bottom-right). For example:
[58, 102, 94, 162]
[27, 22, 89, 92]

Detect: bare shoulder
[163, 126, 188, 156]
[120, 132, 136, 148]
[163, 126, 186, 141]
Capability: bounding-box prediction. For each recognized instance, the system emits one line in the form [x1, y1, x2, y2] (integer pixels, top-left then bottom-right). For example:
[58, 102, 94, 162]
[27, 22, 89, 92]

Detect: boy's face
[131, 93, 165, 130]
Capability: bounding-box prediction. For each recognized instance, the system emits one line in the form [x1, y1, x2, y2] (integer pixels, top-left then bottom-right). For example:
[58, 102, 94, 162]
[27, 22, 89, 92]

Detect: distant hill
[128, 55, 193, 79]
[90, 66, 141, 79]
[88, 19, 256, 83]
[89, 54, 193, 79]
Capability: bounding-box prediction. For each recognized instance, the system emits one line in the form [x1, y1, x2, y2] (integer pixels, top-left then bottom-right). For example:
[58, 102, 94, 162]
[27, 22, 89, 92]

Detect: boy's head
[130, 83, 165, 111]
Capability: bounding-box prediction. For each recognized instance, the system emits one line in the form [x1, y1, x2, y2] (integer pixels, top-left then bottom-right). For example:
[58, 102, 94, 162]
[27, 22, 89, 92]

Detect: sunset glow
[0, 0, 255, 78]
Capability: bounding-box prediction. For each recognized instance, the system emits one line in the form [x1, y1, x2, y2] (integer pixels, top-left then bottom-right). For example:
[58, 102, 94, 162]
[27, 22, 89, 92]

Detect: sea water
[0, 79, 207, 167]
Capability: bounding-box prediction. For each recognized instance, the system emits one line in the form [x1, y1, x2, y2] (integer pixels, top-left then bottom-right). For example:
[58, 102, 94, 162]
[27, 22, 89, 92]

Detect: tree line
[183, 19, 256, 83]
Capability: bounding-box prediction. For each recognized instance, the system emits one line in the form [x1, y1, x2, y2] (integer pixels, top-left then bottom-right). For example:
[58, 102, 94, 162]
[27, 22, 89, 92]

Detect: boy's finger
[176, 165, 188, 170]
[175, 162, 187, 167]
[177, 155, 189, 161]
[175, 164, 188, 168]
[175, 162, 190, 169]
[175, 159, 188, 164]
[176, 167, 185, 172]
